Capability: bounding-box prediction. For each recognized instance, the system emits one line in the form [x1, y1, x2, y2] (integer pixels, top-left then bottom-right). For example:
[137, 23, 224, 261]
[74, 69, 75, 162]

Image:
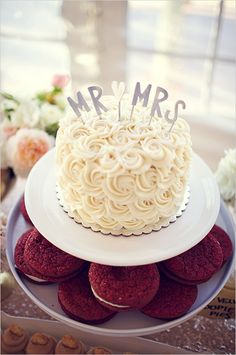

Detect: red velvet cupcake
[14, 229, 50, 284]
[161, 234, 223, 285]
[23, 228, 85, 282]
[210, 225, 233, 264]
[58, 269, 116, 324]
[89, 263, 160, 311]
[141, 274, 198, 319]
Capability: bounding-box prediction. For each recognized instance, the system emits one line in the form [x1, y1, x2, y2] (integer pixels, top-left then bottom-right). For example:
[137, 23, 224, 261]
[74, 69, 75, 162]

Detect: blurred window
[127, 0, 235, 128]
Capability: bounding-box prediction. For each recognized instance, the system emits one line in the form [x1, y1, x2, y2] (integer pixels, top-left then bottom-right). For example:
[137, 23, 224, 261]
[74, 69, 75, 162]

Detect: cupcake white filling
[24, 274, 48, 283]
[91, 286, 129, 308]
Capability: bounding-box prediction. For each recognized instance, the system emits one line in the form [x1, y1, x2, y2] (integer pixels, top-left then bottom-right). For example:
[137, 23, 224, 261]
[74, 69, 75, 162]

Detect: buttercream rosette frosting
[55, 96, 192, 236]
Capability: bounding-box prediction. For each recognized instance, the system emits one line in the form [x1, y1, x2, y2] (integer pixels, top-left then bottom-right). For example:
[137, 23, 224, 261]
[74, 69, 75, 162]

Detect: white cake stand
[5, 148, 234, 336]
[24, 149, 220, 266]
[6, 197, 235, 336]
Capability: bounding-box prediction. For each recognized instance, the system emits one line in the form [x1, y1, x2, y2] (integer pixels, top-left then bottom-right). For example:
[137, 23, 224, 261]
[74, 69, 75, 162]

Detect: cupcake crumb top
[9, 324, 24, 337]
[62, 335, 78, 349]
[31, 333, 49, 345]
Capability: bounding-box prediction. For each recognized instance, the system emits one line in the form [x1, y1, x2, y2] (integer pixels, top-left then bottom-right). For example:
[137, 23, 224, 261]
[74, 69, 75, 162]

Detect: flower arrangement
[0, 75, 69, 177]
[215, 149, 236, 207]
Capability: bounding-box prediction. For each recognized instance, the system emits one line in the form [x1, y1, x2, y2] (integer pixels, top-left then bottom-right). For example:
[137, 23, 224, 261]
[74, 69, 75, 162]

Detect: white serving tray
[6, 198, 235, 337]
[1, 312, 192, 354]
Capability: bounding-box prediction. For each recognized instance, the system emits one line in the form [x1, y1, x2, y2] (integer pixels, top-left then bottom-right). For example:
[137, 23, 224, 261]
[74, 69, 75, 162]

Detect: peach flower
[7, 128, 54, 177]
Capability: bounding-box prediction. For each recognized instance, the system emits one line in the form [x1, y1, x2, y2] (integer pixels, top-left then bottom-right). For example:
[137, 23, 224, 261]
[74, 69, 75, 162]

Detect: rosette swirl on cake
[55, 98, 192, 236]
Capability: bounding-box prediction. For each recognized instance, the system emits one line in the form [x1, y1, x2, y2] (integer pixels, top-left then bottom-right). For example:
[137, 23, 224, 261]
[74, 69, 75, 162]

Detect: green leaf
[36, 92, 48, 102]
[3, 108, 15, 120]
[52, 86, 63, 94]
[0, 92, 19, 104]
[45, 122, 59, 137]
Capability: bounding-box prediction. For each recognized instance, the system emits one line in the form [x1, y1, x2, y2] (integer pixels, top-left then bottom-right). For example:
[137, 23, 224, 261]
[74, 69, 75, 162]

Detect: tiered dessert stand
[6, 149, 235, 337]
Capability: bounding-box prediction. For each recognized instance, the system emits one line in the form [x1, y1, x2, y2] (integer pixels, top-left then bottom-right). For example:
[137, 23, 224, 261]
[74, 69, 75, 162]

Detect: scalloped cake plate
[6, 198, 235, 336]
[24, 149, 220, 266]
[55, 185, 191, 236]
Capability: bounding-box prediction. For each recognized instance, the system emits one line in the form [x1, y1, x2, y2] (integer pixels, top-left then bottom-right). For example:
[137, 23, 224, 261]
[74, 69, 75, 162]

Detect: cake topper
[149, 87, 168, 125]
[165, 100, 186, 132]
[112, 81, 126, 121]
[67, 82, 186, 132]
[130, 82, 151, 120]
[67, 86, 108, 122]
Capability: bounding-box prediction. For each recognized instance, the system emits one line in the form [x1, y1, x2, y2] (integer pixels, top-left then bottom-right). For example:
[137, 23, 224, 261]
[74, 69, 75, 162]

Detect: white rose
[6, 128, 54, 177]
[54, 94, 67, 110]
[11, 99, 40, 128]
[215, 149, 236, 201]
[40, 103, 63, 128]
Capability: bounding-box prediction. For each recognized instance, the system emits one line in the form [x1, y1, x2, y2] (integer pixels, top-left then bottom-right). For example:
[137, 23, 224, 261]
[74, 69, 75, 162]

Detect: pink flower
[4, 125, 18, 138]
[52, 74, 70, 88]
[1, 121, 18, 138]
[7, 128, 54, 177]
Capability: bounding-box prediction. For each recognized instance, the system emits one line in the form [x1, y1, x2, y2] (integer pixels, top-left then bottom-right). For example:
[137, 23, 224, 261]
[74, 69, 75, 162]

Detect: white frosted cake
[55, 96, 192, 236]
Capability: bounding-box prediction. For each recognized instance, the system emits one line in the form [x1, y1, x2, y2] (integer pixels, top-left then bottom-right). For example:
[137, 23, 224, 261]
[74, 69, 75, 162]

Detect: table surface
[1, 178, 235, 354]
